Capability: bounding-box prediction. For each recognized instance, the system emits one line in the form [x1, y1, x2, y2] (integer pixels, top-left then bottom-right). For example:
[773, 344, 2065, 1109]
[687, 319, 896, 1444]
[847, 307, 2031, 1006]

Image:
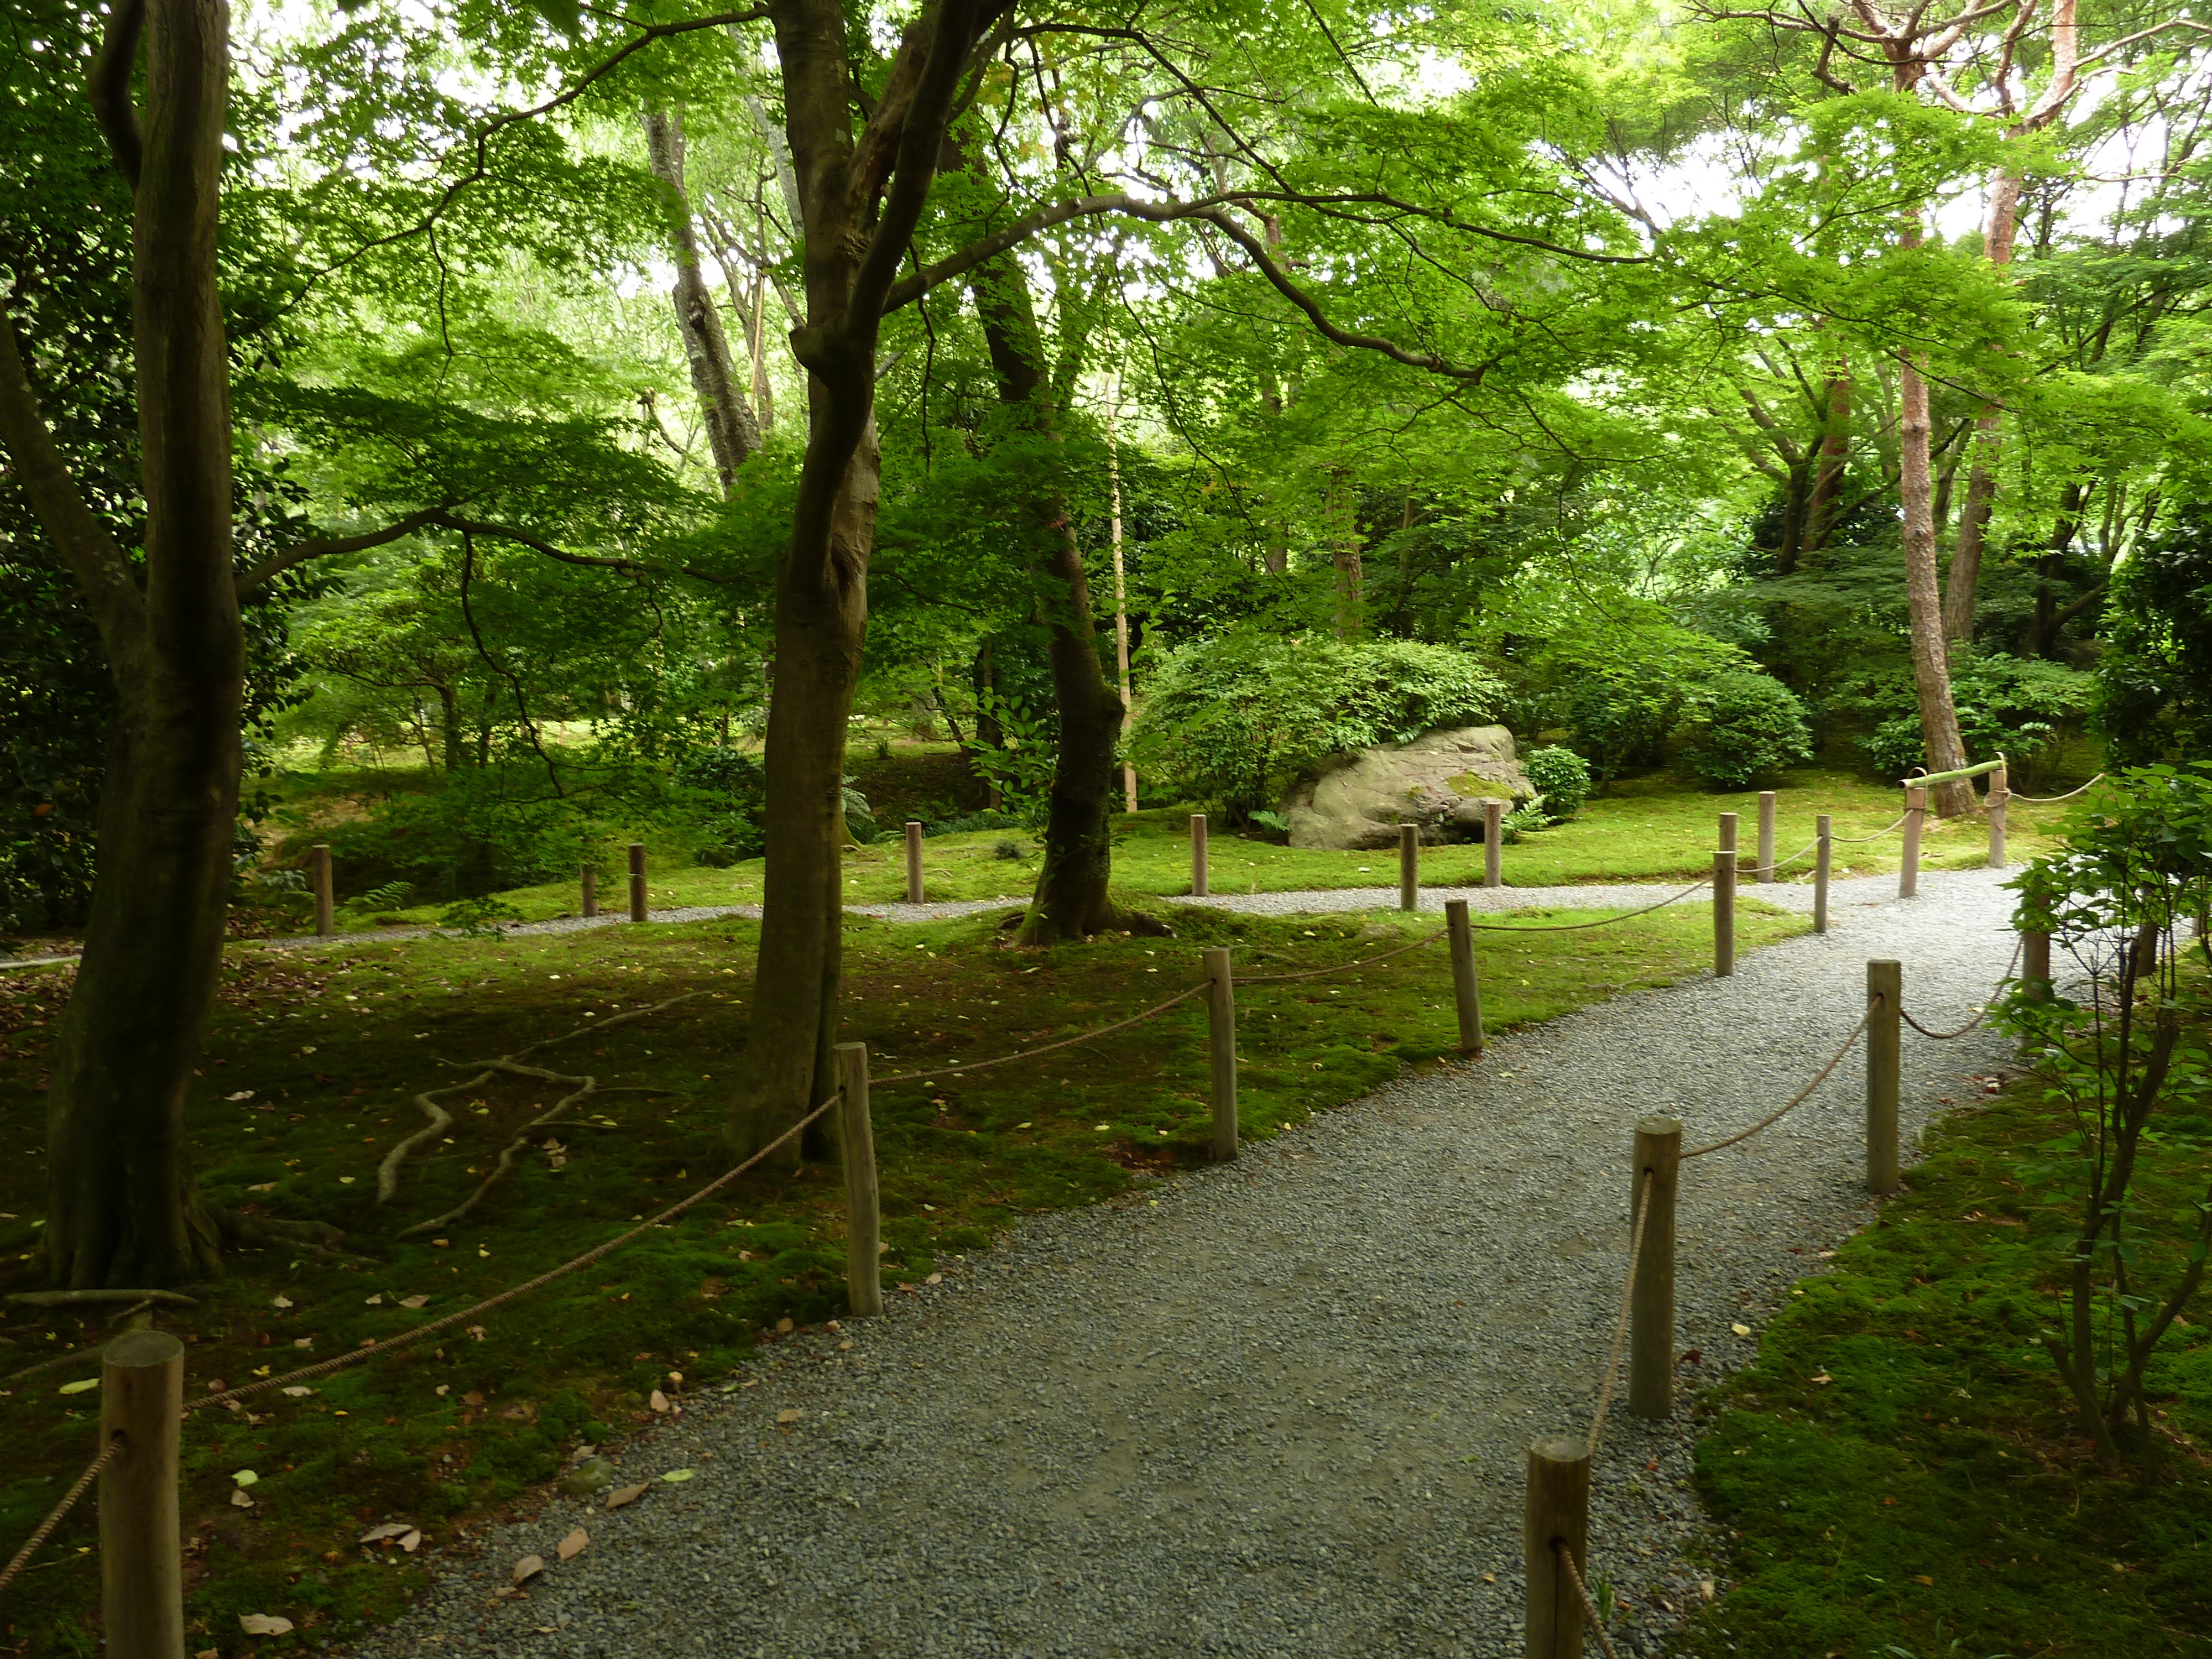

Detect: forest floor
[225, 759, 2088, 942]
[315, 867, 2211, 1659]
[0, 890, 1799, 1655]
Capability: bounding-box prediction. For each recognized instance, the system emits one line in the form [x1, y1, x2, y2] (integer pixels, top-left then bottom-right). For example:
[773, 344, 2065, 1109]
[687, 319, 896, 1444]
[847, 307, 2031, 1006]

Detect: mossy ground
[270, 759, 2093, 937]
[1667, 1046, 2212, 1657]
[0, 893, 1801, 1655]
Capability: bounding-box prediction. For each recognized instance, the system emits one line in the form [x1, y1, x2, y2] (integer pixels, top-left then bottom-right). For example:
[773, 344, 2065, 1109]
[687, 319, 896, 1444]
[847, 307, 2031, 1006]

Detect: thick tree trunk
[641, 106, 759, 494]
[1803, 373, 1850, 554]
[1775, 457, 1808, 575]
[1943, 170, 2024, 655]
[42, 0, 237, 1285]
[966, 255, 1127, 943]
[1897, 338, 1974, 818]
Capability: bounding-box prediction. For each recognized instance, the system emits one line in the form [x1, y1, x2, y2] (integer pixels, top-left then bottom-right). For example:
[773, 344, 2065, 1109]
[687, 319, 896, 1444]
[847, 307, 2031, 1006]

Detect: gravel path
[342, 867, 2019, 1659]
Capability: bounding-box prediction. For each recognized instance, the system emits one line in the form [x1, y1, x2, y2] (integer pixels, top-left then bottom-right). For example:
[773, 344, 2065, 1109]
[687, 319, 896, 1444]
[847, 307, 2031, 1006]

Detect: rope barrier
[1465, 877, 1713, 933]
[2009, 773, 2105, 804]
[190, 1097, 838, 1414]
[870, 983, 1210, 1084]
[1899, 939, 2023, 1041]
[1828, 813, 1910, 844]
[1736, 837, 1822, 880]
[1239, 928, 1450, 983]
[1559, 1542, 1624, 1659]
[1680, 1006, 1874, 1160]
[1586, 1171, 1651, 1458]
[0, 1434, 123, 1598]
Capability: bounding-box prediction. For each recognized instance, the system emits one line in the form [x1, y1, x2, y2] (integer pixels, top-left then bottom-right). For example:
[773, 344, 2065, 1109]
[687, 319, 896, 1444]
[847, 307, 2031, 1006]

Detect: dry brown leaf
[648, 1390, 670, 1414]
[512, 1554, 545, 1584]
[363, 1293, 384, 1306]
[271, 1294, 294, 1310]
[775, 1317, 794, 1334]
[462, 1390, 485, 1407]
[237, 1614, 294, 1636]
[399, 1295, 429, 1309]
[604, 1483, 649, 1510]
[557, 1527, 588, 1561]
[229, 1489, 255, 1509]
[466, 1324, 487, 1340]
[399, 1529, 422, 1553]
[358, 1522, 411, 1544]
[775, 1408, 802, 1425]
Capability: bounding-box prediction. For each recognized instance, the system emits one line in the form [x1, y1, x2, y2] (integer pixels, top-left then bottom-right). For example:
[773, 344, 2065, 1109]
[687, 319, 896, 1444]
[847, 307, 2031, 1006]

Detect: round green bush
[1677, 671, 1813, 790]
[1522, 745, 1593, 820]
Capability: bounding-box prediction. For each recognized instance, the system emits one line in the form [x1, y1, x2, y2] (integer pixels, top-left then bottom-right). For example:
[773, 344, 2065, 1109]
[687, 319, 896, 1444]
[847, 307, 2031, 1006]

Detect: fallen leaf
[359, 1522, 411, 1544]
[238, 1614, 294, 1636]
[434, 1384, 450, 1397]
[649, 1390, 671, 1414]
[272, 1295, 294, 1310]
[229, 1489, 255, 1509]
[1914, 1574, 1934, 1585]
[363, 1293, 383, 1306]
[775, 1317, 794, 1334]
[557, 1528, 588, 1562]
[462, 1390, 485, 1407]
[1810, 1373, 1833, 1386]
[399, 1295, 429, 1309]
[58, 1378, 97, 1396]
[776, 1408, 802, 1425]
[226, 1090, 254, 1102]
[281, 1386, 313, 1397]
[466, 1324, 487, 1341]
[246, 1182, 278, 1193]
[1730, 1322, 1752, 1337]
[232, 1469, 259, 1487]
[660, 1468, 696, 1483]
[512, 1554, 545, 1584]
[398, 1530, 422, 1553]
[604, 1483, 649, 1510]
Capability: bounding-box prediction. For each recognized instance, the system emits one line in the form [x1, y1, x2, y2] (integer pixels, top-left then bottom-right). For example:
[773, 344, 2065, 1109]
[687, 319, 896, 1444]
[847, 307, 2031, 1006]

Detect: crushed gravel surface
[341, 867, 2021, 1659]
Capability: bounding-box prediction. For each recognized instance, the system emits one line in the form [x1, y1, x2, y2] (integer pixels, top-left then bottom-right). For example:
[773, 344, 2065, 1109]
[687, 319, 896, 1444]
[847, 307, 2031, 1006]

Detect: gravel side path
[342, 867, 2018, 1659]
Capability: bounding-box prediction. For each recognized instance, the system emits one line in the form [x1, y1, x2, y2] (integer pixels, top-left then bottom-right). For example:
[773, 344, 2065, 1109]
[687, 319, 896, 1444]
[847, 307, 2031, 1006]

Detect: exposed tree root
[4, 1288, 197, 1310]
[375, 991, 705, 1208]
[210, 1207, 373, 1263]
[396, 1074, 599, 1238]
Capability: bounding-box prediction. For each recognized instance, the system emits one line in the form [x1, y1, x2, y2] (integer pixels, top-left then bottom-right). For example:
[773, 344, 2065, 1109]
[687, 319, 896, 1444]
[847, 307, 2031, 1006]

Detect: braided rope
[1465, 877, 1713, 933]
[1586, 1170, 1651, 1458]
[871, 984, 1209, 1083]
[190, 1096, 837, 1414]
[1829, 813, 1911, 844]
[1737, 837, 1822, 880]
[1239, 928, 1449, 983]
[1681, 1006, 1873, 1160]
[1558, 1543, 1624, 1659]
[1900, 939, 2023, 1041]
[2009, 773, 2106, 804]
[0, 1434, 124, 1597]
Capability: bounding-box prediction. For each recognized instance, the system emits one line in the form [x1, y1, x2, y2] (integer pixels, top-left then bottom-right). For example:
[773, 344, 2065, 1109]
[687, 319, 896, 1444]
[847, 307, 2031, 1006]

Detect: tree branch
[88, 0, 145, 188]
[235, 506, 450, 599]
[238, 507, 739, 593]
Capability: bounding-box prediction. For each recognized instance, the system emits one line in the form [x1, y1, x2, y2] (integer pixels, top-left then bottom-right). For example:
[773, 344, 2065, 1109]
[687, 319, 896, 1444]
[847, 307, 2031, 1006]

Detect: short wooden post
[1717, 811, 1738, 855]
[101, 1329, 184, 1659]
[1629, 1117, 1681, 1420]
[905, 821, 924, 904]
[1867, 959, 1902, 1194]
[2022, 929, 2052, 999]
[1899, 786, 1926, 899]
[834, 1043, 883, 1318]
[1398, 822, 1419, 912]
[1756, 790, 1776, 883]
[1813, 813, 1832, 936]
[1987, 760, 2009, 869]
[580, 862, 598, 919]
[1712, 850, 1736, 978]
[1483, 800, 1504, 888]
[1525, 1437, 1590, 1659]
[1445, 899, 1483, 1056]
[627, 843, 648, 922]
[1190, 812, 1209, 897]
[1204, 946, 1237, 1160]
[310, 843, 334, 938]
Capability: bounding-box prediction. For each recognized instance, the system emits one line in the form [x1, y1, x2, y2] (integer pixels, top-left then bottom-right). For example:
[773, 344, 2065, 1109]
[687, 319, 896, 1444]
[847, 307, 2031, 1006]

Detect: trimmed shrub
[1677, 671, 1813, 790]
[1522, 745, 1593, 820]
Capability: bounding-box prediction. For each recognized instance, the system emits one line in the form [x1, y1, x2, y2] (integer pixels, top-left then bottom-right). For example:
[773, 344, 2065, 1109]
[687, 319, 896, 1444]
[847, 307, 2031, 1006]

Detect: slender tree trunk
[1802, 372, 1850, 554]
[18, 0, 237, 1285]
[1327, 466, 1363, 639]
[1775, 457, 1808, 575]
[641, 106, 758, 494]
[1943, 167, 2026, 654]
[1107, 377, 1136, 813]
[1897, 304, 1974, 817]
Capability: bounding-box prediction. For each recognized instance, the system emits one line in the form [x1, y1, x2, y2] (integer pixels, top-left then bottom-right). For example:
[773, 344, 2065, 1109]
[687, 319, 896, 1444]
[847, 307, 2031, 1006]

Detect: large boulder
[1281, 726, 1533, 851]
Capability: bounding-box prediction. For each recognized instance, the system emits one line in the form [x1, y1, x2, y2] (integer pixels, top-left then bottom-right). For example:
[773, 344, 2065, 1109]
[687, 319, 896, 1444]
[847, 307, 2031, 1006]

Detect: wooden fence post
[1190, 813, 1209, 898]
[101, 1329, 184, 1659]
[1987, 760, 2008, 869]
[1899, 786, 1926, 899]
[627, 843, 648, 923]
[1713, 850, 1736, 978]
[905, 821, 924, 904]
[310, 843, 334, 938]
[1867, 959, 1902, 1194]
[1629, 1117, 1681, 1421]
[834, 1043, 883, 1318]
[1399, 822, 1419, 912]
[1756, 790, 1776, 884]
[1525, 1436, 1590, 1659]
[1484, 800, 1503, 889]
[1718, 810, 1738, 857]
[580, 863, 597, 919]
[1204, 946, 1237, 1160]
[1445, 899, 1484, 1056]
[1813, 813, 1832, 936]
[2022, 929, 2052, 1000]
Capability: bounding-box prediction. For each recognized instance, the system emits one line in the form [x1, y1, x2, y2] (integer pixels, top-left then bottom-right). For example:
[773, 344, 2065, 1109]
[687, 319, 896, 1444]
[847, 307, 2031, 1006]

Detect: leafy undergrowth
[311, 763, 2094, 938]
[1667, 1063, 2212, 1658]
[0, 896, 1801, 1654]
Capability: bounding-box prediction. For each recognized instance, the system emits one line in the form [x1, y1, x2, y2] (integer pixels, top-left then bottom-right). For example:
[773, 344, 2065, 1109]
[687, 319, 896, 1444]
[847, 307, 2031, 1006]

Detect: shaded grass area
[0, 896, 1802, 1654]
[1668, 1063, 2212, 1658]
[325, 763, 2090, 937]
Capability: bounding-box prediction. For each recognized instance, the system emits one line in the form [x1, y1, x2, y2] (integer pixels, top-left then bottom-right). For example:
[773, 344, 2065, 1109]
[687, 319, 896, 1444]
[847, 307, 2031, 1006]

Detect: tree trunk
[641, 106, 758, 495]
[1327, 466, 1363, 639]
[1942, 169, 2025, 655]
[17, 0, 238, 1286]
[1775, 456, 1808, 575]
[1802, 372, 1850, 555]
[966, 255, 1127, 943]
[1897, 331, 1974, 818]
